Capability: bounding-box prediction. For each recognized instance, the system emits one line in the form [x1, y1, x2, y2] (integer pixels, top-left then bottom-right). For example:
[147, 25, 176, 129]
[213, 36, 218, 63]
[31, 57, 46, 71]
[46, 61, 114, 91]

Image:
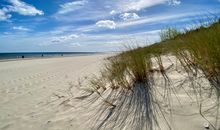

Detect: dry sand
[0, 54, 218, 130]
[0, 54, 107, 130]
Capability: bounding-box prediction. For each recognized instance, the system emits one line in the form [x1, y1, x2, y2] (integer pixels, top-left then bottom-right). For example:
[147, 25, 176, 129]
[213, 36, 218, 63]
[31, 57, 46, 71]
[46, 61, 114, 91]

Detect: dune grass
[75, 48, 174, 130]
[175, 20, 220, 129]
[146, 19, 220, 129]
[76, 19, 220, 130]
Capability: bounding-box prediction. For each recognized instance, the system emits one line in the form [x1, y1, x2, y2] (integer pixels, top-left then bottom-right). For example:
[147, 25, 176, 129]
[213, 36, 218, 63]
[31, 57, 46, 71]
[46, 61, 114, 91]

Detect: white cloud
[3, 32, 11, 35]
[69, 43, 82, 47]
[6, 0, 44, 16]
[116, 0, 181, 13]
[96, 20, 116, 29]
[119, 13, 140, 21]
[118, 0, 166, 12]
[110, 10, 116, 15]
[57, 0, 88, 14]
[169, 0, 181, 5]
[117, 12, 197, 28]
[0, 9, 11, 21]
[12, 26, 31, 31]
[51, 34, 79, 43]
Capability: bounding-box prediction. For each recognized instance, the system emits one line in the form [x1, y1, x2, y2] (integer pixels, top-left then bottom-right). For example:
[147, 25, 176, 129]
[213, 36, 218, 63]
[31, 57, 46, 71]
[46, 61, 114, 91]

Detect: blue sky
[0, 0, 220, 52]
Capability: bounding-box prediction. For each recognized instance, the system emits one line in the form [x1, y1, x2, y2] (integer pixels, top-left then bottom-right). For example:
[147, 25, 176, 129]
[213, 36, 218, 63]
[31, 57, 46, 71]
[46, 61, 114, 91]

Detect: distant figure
[22, 55, 24, 58]
[41, 54, 44, 57]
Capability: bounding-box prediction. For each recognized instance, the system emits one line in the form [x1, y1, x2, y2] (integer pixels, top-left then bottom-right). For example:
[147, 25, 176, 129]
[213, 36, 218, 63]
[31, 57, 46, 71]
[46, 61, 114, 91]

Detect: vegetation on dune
[147, 19, 220, 129]
[76, 19, 220, 130]
[159, 27, 181, 42]
[76, 50, 173, 130]
[176, 20, 220, 129]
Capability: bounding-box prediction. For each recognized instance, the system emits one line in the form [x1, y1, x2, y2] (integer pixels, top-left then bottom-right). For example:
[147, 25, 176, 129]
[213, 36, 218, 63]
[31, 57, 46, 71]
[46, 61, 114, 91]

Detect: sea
[0, 52, 101, 61]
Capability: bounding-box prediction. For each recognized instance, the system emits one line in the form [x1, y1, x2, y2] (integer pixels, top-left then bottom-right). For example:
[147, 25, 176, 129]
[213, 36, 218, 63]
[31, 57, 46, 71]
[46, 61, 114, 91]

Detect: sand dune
[0, 54, 218, 130]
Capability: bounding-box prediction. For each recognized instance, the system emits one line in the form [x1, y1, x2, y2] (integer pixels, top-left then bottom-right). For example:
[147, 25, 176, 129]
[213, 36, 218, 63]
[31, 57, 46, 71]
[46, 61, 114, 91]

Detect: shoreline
[0, 52, 107, 62]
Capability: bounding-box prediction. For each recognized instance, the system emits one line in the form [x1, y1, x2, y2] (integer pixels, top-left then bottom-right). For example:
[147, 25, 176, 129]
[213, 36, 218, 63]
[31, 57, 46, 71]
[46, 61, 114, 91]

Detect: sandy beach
[0, 54, 107, 130]
[0, 0, 219, 129]
[0, 54, 218, 130]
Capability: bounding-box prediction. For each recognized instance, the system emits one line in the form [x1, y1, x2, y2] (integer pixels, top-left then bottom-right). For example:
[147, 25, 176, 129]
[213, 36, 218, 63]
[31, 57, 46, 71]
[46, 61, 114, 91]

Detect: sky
[0, 0, 220, 52]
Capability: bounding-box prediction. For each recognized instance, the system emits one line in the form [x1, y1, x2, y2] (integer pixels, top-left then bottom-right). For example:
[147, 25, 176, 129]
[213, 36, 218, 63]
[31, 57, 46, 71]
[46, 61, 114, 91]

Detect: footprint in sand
[24, 82, 32, 87]
[12, 79, 17, 82]
[7, 80, 13, 85]
[28, 75, 34, 79]
[5, 89, 10, 93]
[21, 76, 27, 80]
[13, 86, 18, 91]
[21, 84, 26, 88]
[34, 80, 40, 85]
[34, 74, 40, 78]
[41, 78, 47, 82]
[1, 82, 6, 86]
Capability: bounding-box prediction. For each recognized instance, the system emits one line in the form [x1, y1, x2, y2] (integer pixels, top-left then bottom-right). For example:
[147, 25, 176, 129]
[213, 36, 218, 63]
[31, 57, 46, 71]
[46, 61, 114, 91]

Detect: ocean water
[0, 52, 100, 60]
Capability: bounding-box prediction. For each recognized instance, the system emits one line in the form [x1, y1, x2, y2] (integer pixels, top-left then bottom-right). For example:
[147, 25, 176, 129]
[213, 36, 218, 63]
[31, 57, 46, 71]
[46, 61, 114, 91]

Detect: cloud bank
[57, 0, 88, 14]
[0, 9, 11, 21]
[0, 0, 43, 21]
[12, 26, 31, 31]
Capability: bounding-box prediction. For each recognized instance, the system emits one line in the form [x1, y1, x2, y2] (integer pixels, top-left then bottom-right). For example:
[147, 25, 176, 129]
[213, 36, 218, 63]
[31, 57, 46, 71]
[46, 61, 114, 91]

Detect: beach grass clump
[77, 48, 173, 130]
